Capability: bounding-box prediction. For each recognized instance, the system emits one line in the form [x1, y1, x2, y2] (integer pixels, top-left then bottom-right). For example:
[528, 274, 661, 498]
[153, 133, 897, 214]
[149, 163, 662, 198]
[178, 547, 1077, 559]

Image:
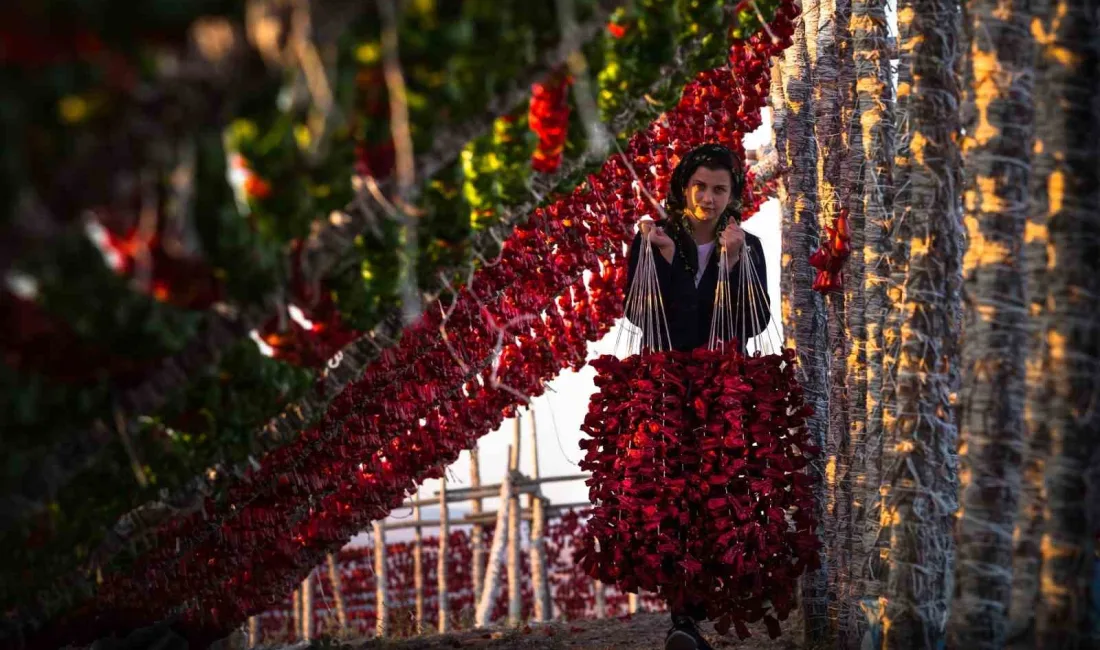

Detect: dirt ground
[344, 613, 801, 650]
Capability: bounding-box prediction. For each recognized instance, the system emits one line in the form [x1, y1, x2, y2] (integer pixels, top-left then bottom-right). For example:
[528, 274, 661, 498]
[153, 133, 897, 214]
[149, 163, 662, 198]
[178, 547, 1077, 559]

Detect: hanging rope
[618, 225, 673, 355]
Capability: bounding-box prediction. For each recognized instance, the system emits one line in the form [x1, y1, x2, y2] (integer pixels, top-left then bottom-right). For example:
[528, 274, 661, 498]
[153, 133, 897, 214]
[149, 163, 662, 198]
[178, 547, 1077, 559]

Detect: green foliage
[14, 237, 199, 358]
[0, 338, 313, 611]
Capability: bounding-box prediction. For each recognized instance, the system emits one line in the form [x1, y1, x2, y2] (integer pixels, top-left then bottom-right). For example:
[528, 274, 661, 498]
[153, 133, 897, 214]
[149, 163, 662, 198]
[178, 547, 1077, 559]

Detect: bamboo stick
[438, 475, 450, 633]
[301, 572, 314, 641]
[374, 521, 388, 637]
[528, 411, 551, 622]
[508, 419, 523, 626]
[470, 446, 486, 607]
[413, 487, 424, 633]
[475, 448, 513, 627]
[326, 553, 348, 635]
[291, 587, 301, 641]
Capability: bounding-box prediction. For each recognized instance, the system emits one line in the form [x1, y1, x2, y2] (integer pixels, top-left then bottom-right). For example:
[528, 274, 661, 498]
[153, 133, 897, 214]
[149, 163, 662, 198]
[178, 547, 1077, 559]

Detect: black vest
[624, 221, 771, 352]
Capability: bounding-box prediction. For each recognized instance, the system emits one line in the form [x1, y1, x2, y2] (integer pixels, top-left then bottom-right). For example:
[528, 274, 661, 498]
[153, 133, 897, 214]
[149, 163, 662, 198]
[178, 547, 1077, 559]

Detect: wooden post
[291, 587, 301, 641]
[327, 552, 348, 634]
[475, 448, 513, 628]
[438, 475, 450, 633]
[507, 418, 523, 626]
[510, 414, 522, 474]
[594, 580, 606, 619]
[528, 411, 552, 622]
[628, 592, 639, 615]
[301, 572, 314, 641]
[247, 616, 259, 647]
[374, 521, 388, 637]
[413, 487, 425, 633]
[470, 446, 486, 607]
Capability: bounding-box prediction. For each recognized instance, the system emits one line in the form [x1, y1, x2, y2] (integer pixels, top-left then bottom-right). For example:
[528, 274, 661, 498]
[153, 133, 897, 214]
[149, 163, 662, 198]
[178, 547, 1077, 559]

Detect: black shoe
[665, 616, 715, 650]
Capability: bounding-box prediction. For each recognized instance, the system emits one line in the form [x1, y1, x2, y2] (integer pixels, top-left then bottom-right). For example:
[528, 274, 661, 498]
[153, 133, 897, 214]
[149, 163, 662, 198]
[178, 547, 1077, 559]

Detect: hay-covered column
[1028, 0, 1100, 645]
[881, 0, 964, 644]
[947, 0, 1035, 645]
[778, 10, 830, 645]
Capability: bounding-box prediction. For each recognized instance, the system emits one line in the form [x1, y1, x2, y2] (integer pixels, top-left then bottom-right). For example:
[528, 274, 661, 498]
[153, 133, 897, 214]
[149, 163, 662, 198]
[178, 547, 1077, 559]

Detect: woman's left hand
[720, 222, 746, 261]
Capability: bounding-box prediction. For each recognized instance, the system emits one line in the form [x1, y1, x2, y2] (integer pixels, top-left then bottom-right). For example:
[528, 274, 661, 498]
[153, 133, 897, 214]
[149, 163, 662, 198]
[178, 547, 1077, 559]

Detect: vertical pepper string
[743, 248, 781, 355]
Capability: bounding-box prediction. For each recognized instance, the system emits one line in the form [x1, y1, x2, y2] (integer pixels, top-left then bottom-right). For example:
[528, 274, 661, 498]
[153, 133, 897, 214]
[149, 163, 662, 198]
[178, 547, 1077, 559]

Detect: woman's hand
[720, 222, 746, 263]
[639, 219, 675, 263]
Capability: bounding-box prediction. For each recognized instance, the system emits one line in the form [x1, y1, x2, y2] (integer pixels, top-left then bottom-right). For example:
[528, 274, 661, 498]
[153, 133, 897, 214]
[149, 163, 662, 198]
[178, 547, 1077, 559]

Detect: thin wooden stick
[528, 410, 551, 622]
[247, 616, 259, 647]
[327, 552, 348, 635]
[508, 418, 523, 626]
[594, 580, 606, 619]
[413, 487, 425, 633]
[438, 475, 450, 633]
[476, 448, 513, 627]
[301, 572, 314, 641]
[470, 446, 486, 607]
[374, 521, 388, 637]
[628, 592, 639, 615]
[291, 587, 301, 641]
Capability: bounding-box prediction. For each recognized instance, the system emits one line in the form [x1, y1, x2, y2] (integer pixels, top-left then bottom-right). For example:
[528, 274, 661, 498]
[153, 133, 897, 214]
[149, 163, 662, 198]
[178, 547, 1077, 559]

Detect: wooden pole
[508, 418, 523, 626]
[374, 521, 388, 637]
[510, 414, 522, 475]
[470, 446, 486, 607]
[327, 552, 348, 634]
[247, 616, 259, 647]
[628, 592, 639, 615]
[528, 410, 551, 622]
[291, 587, 301, 641]
[413, 487, 425, 633]
[476, 448, 513, 628]
[438, 475, 450, 633]
[301, 572, 314, 641]
[594, 580, 606, 619]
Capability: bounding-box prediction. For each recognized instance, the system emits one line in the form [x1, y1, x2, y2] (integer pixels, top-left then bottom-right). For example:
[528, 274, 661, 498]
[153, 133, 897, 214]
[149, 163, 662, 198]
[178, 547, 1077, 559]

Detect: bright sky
[351, 113, 783, 546]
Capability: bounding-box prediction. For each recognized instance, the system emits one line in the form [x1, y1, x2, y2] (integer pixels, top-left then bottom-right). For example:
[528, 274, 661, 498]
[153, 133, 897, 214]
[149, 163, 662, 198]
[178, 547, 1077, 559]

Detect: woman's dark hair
[663, 143, 746, 271]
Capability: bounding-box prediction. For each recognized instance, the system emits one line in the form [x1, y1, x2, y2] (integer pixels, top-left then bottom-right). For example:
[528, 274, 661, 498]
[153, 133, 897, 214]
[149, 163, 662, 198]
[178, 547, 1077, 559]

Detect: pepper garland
[529, 71, 573, 174]
[577, 348, 818, 639]
[809, 206, 853, 293]
[0, 339, 314, 614]
[16, 4, 797, 645]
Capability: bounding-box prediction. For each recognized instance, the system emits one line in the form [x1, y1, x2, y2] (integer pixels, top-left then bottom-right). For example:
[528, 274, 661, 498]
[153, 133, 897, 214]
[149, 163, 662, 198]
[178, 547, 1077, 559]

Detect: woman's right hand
[639, 220, 675, 262]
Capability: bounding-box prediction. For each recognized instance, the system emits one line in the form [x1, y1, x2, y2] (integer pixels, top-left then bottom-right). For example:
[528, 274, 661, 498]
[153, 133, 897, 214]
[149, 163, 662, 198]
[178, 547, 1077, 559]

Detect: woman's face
[684, 165, 734, 225]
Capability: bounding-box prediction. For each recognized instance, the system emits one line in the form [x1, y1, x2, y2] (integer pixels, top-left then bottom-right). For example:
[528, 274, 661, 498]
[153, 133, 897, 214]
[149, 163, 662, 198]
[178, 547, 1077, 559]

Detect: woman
[623, 143, 771, 650]
[625, 143, 771, 355]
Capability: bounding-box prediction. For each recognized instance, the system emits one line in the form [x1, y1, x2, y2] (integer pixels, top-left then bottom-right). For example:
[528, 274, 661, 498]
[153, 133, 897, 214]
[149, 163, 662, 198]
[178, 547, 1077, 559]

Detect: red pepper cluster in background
[576, 346, 819, 639]
[91, 215, 225, 311]
[29, 5, 800, 646]
[543, 508, 667, 619]
[529, 71, 573, 174]
[809, 207, 852, 293]
[252, 513, 663, 640]
[744, 169, 779, 218]
[258, 246, 362, 368]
